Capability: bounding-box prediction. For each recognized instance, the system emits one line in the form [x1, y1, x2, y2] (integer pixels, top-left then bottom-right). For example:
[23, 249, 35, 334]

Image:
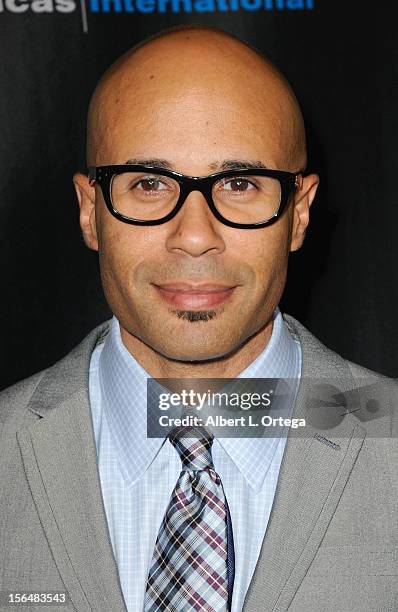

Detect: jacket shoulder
[284, 313, 395, 382]
[0, 320, 111, 429]
[283, 313, 398, 434]
[0, 370, 47, 426]
[345, 358, 396, 385]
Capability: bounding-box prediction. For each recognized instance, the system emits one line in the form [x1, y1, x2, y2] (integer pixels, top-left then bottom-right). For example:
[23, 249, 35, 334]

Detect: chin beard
[174, 309, 217, 322]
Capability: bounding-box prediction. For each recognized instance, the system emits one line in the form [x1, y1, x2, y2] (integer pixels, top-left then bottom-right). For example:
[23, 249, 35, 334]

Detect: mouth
[152, 282, 238, 309]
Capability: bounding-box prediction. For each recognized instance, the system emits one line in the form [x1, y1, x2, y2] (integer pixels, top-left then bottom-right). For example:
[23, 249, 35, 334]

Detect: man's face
[78, 37, 317, 362]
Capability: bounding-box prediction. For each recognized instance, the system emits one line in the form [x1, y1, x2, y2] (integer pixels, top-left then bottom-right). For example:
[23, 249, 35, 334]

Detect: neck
[119, 319, 274, 379]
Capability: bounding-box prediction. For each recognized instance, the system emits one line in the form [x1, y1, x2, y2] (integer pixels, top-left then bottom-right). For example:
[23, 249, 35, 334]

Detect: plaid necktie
[144, 425, 233, 611]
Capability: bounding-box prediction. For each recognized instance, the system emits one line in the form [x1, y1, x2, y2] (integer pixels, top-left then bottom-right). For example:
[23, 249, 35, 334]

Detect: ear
[73, 172, 98, 251]
[289, 173, 319, 252]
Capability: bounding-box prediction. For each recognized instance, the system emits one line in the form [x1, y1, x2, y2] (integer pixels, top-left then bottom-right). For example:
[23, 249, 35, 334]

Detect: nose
[165, 190, 226, 257]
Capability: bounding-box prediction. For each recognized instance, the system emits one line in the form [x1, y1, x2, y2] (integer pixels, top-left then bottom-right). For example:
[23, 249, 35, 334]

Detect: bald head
[86, 25, 307, 172]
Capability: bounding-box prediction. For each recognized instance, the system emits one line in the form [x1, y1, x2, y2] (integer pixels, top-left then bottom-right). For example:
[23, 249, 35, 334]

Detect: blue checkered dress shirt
[89, 308, 301, 611]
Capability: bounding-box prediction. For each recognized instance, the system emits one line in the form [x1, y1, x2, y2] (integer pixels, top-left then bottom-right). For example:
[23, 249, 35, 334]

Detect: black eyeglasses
[88, 164, 303, 229]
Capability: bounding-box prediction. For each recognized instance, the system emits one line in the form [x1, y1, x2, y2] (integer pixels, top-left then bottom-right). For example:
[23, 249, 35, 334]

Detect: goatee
[174, 310, 217, 322]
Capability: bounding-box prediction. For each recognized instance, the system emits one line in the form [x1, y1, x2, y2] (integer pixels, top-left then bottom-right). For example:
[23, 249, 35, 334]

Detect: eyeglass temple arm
[88, 167, 96, 185]
[295, 174, 304, 189]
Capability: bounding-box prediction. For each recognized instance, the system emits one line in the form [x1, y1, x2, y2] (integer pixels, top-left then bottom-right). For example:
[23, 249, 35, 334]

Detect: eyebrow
[125, 158, 173, 169]
[212, 160, 268, 171]
[125, 158, 268, 172]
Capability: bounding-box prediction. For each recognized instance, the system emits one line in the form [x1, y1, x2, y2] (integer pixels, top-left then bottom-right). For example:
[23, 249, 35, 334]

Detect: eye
[222, 177, 257, 192]
[134, 176, 170, 191]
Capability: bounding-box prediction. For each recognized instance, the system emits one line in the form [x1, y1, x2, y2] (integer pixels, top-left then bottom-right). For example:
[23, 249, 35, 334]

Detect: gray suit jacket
[0, 315, 397, 612]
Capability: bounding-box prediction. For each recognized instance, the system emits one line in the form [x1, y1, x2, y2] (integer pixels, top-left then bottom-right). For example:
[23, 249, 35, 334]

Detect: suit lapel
[17, 322, 127, 612]
[243, 316, 367, 611]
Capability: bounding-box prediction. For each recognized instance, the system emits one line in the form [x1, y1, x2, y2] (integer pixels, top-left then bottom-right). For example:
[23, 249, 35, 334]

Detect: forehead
[99, 91, 289, 171]
[91, 37, 299, 169]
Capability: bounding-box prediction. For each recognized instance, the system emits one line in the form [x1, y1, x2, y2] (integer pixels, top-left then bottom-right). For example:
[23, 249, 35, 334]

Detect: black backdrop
[1, 1, 397, 390]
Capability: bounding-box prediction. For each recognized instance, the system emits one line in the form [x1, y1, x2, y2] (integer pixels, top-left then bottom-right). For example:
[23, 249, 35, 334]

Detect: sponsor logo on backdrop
[0, 0, 75, 11]
[90, 0, 313, 13]
[0, 0, 314, 32]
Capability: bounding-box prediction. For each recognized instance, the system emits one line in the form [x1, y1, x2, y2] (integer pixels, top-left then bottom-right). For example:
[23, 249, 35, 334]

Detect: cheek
[97, 203, 164, 275]
[97, 225, 143, 304]
[236, 221, 291, 285]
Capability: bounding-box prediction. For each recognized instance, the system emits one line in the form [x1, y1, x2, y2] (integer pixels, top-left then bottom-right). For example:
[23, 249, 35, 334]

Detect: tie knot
[169, 425, 214, 471]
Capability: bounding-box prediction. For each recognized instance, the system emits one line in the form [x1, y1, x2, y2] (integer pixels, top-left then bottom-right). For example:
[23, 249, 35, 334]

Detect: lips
[152, 282, 237, 309]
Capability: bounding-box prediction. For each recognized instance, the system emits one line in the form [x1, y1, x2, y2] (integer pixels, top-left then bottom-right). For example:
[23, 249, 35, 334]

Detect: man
[0, 25, 397, 612]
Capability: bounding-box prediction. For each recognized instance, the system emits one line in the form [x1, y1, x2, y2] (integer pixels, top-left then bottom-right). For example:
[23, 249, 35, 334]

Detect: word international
[89, 0, 314, 14]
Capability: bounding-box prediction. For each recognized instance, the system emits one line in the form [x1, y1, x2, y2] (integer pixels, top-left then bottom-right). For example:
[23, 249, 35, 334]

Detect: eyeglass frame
[88, 164, 304, 229]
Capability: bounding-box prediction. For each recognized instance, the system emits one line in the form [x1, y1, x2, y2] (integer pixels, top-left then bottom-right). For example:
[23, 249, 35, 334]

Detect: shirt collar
[98, 307, 301, 490]
[217, 307, 301, 491]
